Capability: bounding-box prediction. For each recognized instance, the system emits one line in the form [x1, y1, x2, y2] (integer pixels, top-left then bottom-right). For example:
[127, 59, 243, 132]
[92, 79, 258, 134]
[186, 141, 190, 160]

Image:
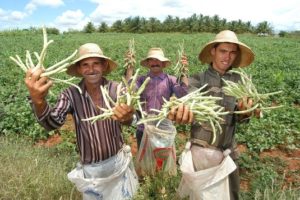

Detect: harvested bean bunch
[138, 84, 229, 144]
[82, 69, 150, 123]
[173, 42, 189, 82]
[222, 69, 283, 117]
[9, 27, 81, 93]
[123, 39, 136, 69]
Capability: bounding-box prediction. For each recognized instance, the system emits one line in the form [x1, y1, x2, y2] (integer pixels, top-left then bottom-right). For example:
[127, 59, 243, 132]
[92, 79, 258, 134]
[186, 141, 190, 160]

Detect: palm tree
[256, 21, 273, 34]
[111, 20, 123, 32]
[83, 22, 96, 33]
[98, 22, 109, 32]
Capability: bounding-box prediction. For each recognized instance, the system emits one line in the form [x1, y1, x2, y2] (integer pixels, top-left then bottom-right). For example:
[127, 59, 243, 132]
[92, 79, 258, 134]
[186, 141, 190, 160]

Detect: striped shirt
[33, 78, 123, 164]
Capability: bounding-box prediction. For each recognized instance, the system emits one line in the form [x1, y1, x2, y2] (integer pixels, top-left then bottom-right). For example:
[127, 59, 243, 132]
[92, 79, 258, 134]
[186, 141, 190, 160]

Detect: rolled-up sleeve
[173, 79, 188, 98]
[29, 92, 71, 131]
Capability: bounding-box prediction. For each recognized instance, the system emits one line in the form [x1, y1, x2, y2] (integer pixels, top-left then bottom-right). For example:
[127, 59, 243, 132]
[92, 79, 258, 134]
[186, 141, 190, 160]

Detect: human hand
[124, 51, 135, 69]
[181, 54, 188, 67]
[112, 103, 135, 124]
[167, 103, 194, 124]
[24, 68, 53, 105]
[237, 97, 261, 119]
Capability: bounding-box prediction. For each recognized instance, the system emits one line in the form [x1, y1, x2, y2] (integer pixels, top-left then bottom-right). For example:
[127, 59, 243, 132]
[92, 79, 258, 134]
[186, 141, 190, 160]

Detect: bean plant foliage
[0, 30, 299, 199]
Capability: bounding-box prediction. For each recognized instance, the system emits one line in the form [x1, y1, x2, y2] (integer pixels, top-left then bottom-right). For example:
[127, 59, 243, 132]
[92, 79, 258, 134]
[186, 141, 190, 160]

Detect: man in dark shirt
[169, 30, 258, 200]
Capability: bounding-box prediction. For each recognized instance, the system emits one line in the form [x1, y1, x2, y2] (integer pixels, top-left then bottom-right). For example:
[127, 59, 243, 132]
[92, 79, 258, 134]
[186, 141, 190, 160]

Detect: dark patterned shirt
[33, 78, 123, 164]
[189, 66, 242, 150]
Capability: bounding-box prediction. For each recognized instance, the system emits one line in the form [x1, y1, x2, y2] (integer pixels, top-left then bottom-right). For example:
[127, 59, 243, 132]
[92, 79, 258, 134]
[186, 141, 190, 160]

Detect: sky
[0, 0, 299, 32]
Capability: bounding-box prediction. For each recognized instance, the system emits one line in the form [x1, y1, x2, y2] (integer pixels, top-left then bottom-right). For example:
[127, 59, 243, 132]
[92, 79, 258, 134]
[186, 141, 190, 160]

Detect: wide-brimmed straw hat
[199, 30, 254, 67]
[67, 43, 117, 77]
[140, 48, 171, 67]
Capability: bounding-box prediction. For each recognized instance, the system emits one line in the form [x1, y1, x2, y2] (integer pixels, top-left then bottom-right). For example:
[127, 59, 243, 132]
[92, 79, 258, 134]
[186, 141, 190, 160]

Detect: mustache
[85, 72, 102, 76]
[150, 65, 160, 68]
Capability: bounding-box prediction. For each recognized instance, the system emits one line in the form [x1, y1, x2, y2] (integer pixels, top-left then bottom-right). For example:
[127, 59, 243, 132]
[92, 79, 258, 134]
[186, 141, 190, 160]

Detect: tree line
[83, 14, 274, 34]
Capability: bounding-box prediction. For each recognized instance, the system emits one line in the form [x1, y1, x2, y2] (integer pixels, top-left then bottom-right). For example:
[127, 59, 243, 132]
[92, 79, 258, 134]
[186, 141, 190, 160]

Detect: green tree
[145, 17, 162, 32]
[278, 31, 287, 37]
[245, 21, 254, 33]
[98, 22, 109, 32]
[228, 20, 239, 33]
[203, 16, 213, 32]
[83, 22, 96, 33]
[256, 21, 273, 34]
[123, 16, 143, 33]
[163, 15, 177, 32]
[46, 27, 60, 35]
[111, 20, 123, 32]
[211, 15, 221, 33]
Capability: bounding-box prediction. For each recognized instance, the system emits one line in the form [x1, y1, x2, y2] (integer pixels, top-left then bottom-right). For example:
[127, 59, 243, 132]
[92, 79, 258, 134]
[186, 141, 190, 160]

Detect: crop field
[0, 31, 299, 199]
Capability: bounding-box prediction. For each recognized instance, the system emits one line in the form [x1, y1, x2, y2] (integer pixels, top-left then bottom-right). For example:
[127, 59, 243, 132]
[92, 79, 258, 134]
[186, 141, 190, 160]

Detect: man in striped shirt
[24, 43, 138, 198]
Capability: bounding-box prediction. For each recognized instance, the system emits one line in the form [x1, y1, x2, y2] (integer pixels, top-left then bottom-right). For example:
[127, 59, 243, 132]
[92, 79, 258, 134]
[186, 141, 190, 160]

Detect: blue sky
[0, 0, 299, 32]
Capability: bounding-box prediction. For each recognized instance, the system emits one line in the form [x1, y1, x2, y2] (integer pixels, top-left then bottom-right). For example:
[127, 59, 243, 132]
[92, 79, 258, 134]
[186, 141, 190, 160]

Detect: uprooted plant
[123, 38, 136, 70]
[9, 27, 81, 93]
[138, 84, 229, 144]
[82, 69, 150, 123]
[173, 42, 189, 82]
[222, 69, 283, 118]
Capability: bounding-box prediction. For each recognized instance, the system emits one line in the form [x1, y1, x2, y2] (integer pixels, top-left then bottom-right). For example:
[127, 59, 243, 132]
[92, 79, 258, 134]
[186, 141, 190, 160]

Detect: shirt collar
[208, 65, 233, 77]
[148, 71, 167, 80]
[79, 77, 108, 97]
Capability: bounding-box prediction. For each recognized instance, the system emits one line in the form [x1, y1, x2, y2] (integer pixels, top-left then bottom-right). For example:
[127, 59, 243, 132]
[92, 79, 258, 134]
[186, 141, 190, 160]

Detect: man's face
[147, 58, 165, 75]
[77, 57, 108, 84]
[211, 43, 239, 74]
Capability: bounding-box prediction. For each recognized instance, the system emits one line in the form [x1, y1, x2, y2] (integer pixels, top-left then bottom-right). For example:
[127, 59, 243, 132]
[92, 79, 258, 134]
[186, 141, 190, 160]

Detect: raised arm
[24, 68, 53, 117]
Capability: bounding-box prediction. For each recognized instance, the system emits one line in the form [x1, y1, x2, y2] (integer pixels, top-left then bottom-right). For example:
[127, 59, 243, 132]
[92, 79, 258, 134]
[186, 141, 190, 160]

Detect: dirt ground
[237, 144, 300, 191]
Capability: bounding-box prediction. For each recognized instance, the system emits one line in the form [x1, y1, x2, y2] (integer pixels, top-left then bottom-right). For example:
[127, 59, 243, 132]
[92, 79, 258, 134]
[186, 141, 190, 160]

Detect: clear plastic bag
[136, 119, 177, 176]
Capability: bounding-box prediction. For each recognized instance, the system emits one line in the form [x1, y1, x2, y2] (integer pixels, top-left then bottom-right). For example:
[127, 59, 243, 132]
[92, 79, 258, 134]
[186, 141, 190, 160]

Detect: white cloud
[0, 9, 27, 22]
[25, 0, 64, 14]
[10, 11, 27, 20]
[0, 8, 6, 18]
[55, 9, 89, 31]
[89, 0, 184, 24]
[27, 0, 64, 7]
[1, 0, 299, 31]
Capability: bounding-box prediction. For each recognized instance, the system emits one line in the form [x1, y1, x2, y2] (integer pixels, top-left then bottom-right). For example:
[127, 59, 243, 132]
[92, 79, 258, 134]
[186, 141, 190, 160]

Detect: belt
[190, 138, 220, 151]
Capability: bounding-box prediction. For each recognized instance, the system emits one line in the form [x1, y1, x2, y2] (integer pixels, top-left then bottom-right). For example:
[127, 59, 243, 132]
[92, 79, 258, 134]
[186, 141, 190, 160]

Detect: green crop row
[0, 32, 299, 150]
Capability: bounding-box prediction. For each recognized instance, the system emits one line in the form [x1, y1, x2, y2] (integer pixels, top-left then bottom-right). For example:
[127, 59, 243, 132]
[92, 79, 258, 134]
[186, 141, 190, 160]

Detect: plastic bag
[136, 119, 177, 176]
[67, 145, 139, 200]
[178, 142, 236, 200]
[191, 145, 224, 170]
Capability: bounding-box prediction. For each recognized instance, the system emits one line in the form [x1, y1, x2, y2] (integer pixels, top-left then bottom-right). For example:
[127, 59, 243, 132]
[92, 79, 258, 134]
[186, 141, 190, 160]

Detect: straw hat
[140, 48, 171, 67]
[199, 30, 254, 67]
[67, 43, 117, 77]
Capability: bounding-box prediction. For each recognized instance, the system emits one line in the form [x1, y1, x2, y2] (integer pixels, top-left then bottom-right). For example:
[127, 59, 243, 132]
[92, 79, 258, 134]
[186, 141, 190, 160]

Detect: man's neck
[150, 71, 163, 76]
[84, 79, 102, 94]
[210, 64, 232, 76]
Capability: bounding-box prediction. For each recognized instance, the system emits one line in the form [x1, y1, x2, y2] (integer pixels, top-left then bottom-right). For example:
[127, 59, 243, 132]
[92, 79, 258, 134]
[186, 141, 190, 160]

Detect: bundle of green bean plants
[222, 69, 283, 118]
[173, 42, 189, 82]
[123, 39, 136, 69]
[82, 69, 150, 123]
[138, 84, 229, 144]
[9, 27, 81, 93]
